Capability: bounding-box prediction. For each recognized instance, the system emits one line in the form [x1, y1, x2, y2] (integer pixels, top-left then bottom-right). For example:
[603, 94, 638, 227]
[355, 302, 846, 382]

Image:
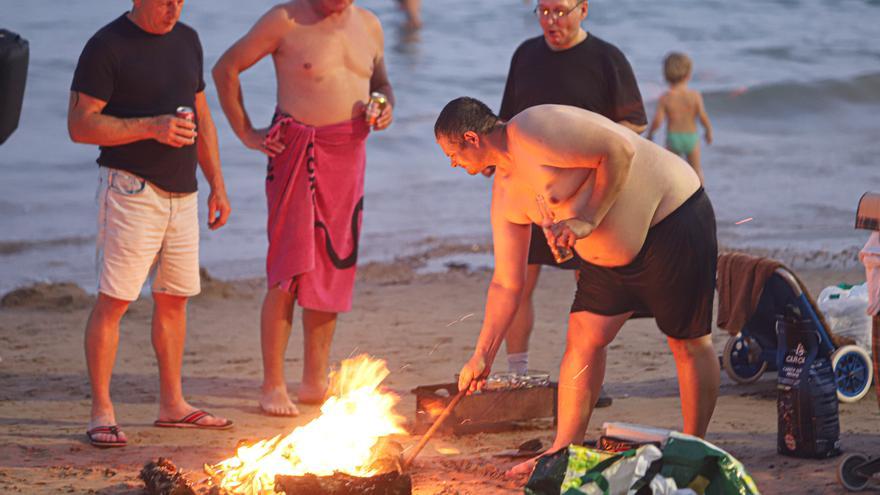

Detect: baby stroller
[719, 262, 874, 403]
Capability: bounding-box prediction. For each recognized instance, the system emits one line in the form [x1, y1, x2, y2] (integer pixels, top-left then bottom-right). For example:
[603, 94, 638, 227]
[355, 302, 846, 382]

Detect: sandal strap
[88, 425, 121, 439]
[180, 409, 210, 425]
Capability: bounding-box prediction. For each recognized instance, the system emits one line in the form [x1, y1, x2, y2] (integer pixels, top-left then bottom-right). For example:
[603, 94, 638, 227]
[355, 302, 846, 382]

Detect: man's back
[497, 105, 700, 266]
[265, 1, 384, 126]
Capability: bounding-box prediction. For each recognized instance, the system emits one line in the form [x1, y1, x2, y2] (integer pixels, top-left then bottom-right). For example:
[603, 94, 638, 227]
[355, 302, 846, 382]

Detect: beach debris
[735, 217, 754, 225]
[139, 457, 196, 495]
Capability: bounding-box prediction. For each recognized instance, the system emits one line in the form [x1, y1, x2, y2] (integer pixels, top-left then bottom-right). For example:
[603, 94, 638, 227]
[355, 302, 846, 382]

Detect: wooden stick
[402, 388, 467, 471]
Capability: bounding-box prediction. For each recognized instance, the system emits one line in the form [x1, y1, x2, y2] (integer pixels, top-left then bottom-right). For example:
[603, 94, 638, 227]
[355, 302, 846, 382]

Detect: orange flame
[207, 355, 406, 494]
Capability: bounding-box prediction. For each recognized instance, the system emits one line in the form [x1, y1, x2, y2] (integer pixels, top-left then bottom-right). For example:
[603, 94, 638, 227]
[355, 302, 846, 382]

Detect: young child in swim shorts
[647, 52, 714, 185]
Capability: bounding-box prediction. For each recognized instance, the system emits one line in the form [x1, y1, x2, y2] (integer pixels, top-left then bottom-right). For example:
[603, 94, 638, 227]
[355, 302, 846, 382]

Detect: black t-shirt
[499, 33, 646, 125]
[71, 14, 205, 193]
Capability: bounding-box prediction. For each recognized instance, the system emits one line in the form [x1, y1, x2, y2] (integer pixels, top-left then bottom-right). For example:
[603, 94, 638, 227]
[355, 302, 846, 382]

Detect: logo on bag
[785, 343, 806, 365]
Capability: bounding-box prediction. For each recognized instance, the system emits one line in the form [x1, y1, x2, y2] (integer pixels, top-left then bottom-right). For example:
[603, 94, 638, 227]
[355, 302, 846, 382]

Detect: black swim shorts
[528, 223, 582, 269]
[570, 188, 717, 340]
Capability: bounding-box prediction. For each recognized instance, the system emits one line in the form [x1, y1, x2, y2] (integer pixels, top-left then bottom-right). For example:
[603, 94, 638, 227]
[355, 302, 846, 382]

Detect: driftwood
[274, 471, 412, 495]
[140, 457, 197, 495]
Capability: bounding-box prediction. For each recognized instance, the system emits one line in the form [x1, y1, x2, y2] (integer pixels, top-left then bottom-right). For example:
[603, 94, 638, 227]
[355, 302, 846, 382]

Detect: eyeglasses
[533, 0, 586, 21]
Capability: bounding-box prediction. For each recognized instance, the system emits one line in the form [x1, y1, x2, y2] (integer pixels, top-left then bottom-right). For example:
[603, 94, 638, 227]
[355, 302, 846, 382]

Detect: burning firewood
[205, 356, 409, 494]
[274, 471, 412, 495]
[140, 457, 197, 495]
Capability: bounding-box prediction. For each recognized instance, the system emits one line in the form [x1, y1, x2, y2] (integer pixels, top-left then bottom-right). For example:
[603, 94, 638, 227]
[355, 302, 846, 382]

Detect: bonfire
[205, 355, 407, 495]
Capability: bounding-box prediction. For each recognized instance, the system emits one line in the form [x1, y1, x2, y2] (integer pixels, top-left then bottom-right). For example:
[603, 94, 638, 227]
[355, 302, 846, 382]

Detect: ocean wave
[704, 72, 880, 116]
[0, 236, 92, 256]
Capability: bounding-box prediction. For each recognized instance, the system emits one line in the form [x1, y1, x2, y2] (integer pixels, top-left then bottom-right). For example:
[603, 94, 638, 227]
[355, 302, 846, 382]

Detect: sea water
[2, 0, 879, 294]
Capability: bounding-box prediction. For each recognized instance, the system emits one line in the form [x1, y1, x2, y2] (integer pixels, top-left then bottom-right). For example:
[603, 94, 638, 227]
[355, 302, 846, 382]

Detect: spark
[399, 363, 411, 371]
[460, 419, 472, 425]
[428, 343, 441, 356]
[735, 217, 753, 225]
[446, 312, 476, 327]
[730, 86, 748, 98]
[572, 363, 591, 380]
[347, 346, 359, 358]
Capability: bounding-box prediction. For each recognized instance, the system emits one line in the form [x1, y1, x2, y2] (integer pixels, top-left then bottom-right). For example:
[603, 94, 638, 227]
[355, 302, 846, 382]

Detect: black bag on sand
[0, 29, 29, 145]
[776, 305, 841, 459]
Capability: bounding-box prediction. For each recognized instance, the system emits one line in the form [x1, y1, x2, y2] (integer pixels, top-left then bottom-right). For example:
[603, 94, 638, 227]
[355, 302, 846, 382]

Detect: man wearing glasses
[496, 0, 647, 408]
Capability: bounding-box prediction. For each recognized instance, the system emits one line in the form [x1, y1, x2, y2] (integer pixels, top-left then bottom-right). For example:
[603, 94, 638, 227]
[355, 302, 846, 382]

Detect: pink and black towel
[264, 111, 370, 313]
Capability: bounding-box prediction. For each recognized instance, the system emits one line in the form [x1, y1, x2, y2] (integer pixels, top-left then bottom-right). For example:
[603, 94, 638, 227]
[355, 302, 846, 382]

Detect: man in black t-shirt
[68, 0, 232, 448]
[496, 0, 646, 407]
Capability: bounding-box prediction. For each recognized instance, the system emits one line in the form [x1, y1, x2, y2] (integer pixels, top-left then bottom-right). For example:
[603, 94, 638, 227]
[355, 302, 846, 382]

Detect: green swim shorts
[666, 131, 699, 156]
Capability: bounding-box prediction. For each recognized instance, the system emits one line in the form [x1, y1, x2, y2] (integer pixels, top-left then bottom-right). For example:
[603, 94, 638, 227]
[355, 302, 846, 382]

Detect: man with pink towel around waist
[213, 0, 394, 417]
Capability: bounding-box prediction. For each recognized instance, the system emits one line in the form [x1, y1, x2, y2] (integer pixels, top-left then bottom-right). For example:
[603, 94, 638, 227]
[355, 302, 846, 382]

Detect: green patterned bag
[561, 444, 664, 495]
[659, 433, 760, 495]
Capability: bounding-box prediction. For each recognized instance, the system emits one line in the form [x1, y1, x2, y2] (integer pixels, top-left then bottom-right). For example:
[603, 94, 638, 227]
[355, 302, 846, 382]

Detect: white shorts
[96, 167, 200, 301]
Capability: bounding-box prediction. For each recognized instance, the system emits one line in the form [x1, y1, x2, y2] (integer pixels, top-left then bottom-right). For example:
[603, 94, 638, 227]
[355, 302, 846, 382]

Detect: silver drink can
[175, 106, 195, 122]
[365, 92, 387, 127]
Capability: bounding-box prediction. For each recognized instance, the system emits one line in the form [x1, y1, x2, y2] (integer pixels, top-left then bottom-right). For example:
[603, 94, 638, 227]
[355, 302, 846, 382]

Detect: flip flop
[86, 425, 127, 448]
[154, 409, 234, 430]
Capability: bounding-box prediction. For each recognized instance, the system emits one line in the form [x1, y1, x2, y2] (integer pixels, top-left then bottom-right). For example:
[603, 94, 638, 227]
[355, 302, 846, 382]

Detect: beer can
[365, 92, 387, 127]
[175, 106, 195, 122]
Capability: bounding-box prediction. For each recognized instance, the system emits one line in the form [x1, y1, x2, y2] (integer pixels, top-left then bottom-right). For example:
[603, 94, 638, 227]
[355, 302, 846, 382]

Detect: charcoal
[140, 457, 197, 495]
[274, 471, 412, 495]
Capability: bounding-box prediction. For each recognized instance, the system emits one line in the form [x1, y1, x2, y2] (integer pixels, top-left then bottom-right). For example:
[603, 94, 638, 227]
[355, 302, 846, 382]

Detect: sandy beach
[0, 257, 876, 494]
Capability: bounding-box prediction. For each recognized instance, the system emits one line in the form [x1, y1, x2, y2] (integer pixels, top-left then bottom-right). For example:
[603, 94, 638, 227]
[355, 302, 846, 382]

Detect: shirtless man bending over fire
[434, 97, 720, 476]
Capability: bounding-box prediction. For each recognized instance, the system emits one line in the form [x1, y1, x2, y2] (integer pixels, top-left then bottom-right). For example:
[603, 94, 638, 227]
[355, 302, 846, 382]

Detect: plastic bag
[817, 283, 872, 351]
[860, 231, 880, 317]
[525, 448, 570, 495]
[561, 444, 663, 495]
[660, 432, 761, 495]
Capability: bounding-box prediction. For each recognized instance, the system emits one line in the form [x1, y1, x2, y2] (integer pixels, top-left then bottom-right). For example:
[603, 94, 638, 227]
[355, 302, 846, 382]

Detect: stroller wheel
[832, 345, 873, 403]
[837, 453, 870, 491]
[722, 334, 767, 384]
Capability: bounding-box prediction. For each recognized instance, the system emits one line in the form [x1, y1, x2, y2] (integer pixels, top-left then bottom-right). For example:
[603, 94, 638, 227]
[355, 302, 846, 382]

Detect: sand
[0, 262, 877, 494]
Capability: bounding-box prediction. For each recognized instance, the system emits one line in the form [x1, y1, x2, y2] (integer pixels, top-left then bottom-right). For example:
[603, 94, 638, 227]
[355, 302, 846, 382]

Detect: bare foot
[506, 455, 539, 478]
[158, 401, 232, 427]
[297, 383, 327, 405]
[505, 446, 566, 478]
[259, 387, 300, 417]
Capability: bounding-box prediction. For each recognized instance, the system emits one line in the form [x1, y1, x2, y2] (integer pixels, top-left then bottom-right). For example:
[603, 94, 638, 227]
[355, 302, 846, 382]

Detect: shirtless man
[434, 97, 719, 476]
[213, 0, 394, 417]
